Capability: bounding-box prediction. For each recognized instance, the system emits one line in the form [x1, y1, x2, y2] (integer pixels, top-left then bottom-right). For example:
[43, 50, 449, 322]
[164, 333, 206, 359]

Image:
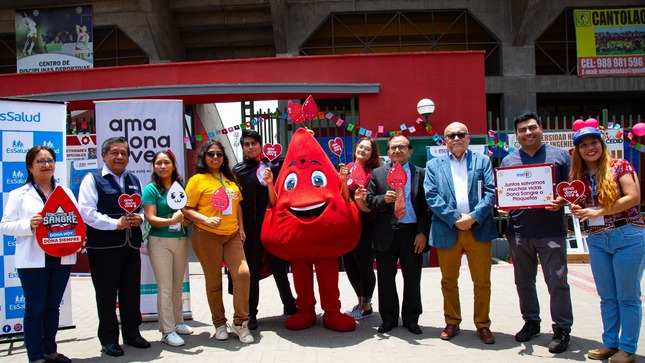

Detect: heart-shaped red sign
[387, 162, 408, 189]
[556, 180, 586, 204]
[210, 186, 230, 211]
[302, 95, 318, 121]
[328, 137, 343, 157]
[118, 193, 142, 214]
[263, 143, 283, 162]
[288, 102, 305, 124]
[36, 186, 86, 257]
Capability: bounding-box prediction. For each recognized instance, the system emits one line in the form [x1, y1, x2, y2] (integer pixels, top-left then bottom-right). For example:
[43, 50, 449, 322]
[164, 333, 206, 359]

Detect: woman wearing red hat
[569, 127, 645, 363]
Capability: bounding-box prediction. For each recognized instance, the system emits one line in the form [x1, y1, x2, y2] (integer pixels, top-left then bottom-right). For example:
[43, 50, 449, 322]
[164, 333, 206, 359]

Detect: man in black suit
[366, 134, 430, 335]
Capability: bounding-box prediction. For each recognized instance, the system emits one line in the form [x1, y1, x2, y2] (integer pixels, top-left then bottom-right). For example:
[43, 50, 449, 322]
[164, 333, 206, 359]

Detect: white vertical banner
[94, 100, 191, 320]
[0, 99, 71, 336]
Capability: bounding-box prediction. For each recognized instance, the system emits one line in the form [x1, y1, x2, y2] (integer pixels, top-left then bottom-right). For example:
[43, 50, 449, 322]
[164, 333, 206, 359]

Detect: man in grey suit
[366, 134, 430, 335]
[424, 122, 498, 344]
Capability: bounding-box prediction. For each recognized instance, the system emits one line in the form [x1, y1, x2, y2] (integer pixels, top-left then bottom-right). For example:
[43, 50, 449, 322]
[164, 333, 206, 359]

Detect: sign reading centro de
[494, 163, 556, 210]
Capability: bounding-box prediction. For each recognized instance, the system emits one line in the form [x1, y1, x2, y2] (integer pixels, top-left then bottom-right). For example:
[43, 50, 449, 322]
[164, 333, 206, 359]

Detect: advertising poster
[0, 99, 72, 336]
[94, 100, 191, 320]
[574, 7, 645, 77]
[15, 6, 93, 73]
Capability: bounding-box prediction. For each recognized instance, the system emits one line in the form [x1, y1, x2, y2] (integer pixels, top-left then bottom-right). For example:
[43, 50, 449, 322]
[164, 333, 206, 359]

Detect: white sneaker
[215, 325, 229, 341]
[161, 331, 185, 347]
[344, 304, 360, 314]
[229, 321, 254, 344]
[175, 323, 194, 335]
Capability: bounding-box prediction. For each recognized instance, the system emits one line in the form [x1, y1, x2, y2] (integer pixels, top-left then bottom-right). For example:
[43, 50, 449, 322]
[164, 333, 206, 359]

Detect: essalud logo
[6, 139, 29, 154]
[42, 140, 61, 155]
[0, 110, 41, 122]
[7, 169, 26, 185]
[8, 294, 26, 311]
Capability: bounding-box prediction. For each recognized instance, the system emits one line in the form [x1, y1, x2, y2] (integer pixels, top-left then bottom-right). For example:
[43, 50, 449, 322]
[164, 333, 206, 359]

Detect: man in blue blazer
[424, 122, 498, 344]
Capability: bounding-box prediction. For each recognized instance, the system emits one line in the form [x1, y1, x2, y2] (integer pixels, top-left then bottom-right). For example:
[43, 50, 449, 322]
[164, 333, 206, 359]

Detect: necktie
[394, 189, 406, 220]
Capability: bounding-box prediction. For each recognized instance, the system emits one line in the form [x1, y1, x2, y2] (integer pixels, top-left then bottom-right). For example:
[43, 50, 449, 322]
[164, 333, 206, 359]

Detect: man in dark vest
[78, 136, 150, 357]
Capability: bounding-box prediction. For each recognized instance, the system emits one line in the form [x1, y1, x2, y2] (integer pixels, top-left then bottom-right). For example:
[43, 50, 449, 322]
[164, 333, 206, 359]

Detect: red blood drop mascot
[261, 128, 361, 331]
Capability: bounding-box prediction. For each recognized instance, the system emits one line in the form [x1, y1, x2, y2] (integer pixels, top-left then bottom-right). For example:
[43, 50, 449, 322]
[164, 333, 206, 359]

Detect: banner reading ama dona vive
[94, 100, 191, 320]
[574, 7, 645, 77]
[0, 99, 72, 336]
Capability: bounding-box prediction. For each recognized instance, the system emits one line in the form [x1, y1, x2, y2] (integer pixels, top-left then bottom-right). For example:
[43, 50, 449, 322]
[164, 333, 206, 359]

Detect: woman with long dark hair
[341, 137, 381, 319]
[142, 151, 193, 347]
[183, 140, 253, 344]
[569, 127, 645, 363]
[0, 146, 77, 363]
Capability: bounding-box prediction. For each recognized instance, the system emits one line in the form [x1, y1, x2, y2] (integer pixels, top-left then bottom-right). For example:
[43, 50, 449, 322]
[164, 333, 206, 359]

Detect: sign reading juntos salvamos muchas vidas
[94, 100, 192, 320]
[0, 99, 71, 336]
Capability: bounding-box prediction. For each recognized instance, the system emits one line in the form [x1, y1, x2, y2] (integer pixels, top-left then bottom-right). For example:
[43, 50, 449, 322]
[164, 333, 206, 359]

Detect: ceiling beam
[139, 0, 186, 61]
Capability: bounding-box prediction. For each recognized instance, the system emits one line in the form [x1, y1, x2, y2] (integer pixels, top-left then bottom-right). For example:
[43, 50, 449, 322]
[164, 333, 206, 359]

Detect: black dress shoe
[102, 343, 124, 357]
[124, 336, 151, 349]
[403, 323, 422, 335]
[377, 321, 397, 333]
[44, 353, 72, 363]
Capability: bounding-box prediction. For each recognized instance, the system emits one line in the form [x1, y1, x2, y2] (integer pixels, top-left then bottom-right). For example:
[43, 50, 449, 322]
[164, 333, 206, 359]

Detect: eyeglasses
[517, 125, 540, 134]
[445, 132, 468, 140]
[35, 158, 55, 166]
[206, 151, 224, 158]
[388, 145, 409, 152]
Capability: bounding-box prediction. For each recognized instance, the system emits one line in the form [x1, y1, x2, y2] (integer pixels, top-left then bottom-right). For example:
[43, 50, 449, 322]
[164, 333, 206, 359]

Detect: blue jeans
[588, 223, 645, 354]
[18, 264, 72, 362]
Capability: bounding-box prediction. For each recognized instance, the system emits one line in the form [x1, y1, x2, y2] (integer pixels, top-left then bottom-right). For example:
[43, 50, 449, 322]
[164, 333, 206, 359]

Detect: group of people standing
[420, 112, 643, 363]
[1, 110, 643, 363]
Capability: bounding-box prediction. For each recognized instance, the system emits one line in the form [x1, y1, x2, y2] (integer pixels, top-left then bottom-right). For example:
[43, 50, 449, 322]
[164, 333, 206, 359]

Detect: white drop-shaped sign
[166, 181, 188, 210]
[256, 162, 269, 186]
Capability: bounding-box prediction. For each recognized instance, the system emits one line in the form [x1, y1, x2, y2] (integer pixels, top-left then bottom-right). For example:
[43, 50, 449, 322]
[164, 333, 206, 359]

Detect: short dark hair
[387, 134, 412, 149]
[241, 129, 262, 144]
[101, 136, 129, 155]
[513, 111, 541, 131]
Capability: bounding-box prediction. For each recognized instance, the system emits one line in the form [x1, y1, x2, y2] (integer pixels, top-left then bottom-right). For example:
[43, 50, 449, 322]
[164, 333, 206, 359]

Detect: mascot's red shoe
[261, 128, 361, 332]
[323, 311, 356, 332]
[285, 308, 317, 330]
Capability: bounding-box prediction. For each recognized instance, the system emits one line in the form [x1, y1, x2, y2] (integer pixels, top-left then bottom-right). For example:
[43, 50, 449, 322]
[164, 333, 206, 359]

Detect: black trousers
[374, 226, 423, 326]
[343, 224, 376, 300]
[87, 245, 142, 345]
[244, 235, 296, 317]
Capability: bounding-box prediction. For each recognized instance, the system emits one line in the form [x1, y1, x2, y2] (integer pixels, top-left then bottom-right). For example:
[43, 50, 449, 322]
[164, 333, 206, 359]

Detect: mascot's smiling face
[281, 158, 332, 223]
[261, 128, 361, 259]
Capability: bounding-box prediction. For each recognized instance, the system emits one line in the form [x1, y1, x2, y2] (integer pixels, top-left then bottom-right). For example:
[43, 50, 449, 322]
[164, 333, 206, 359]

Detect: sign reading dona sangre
[35, 186, 85, 257]
[494, 163, 556, 210]
[574, 7, 645, 77]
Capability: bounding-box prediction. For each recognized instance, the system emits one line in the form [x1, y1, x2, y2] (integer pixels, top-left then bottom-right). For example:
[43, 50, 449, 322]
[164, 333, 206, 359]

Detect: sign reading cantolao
[574, 7, 645, 77]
